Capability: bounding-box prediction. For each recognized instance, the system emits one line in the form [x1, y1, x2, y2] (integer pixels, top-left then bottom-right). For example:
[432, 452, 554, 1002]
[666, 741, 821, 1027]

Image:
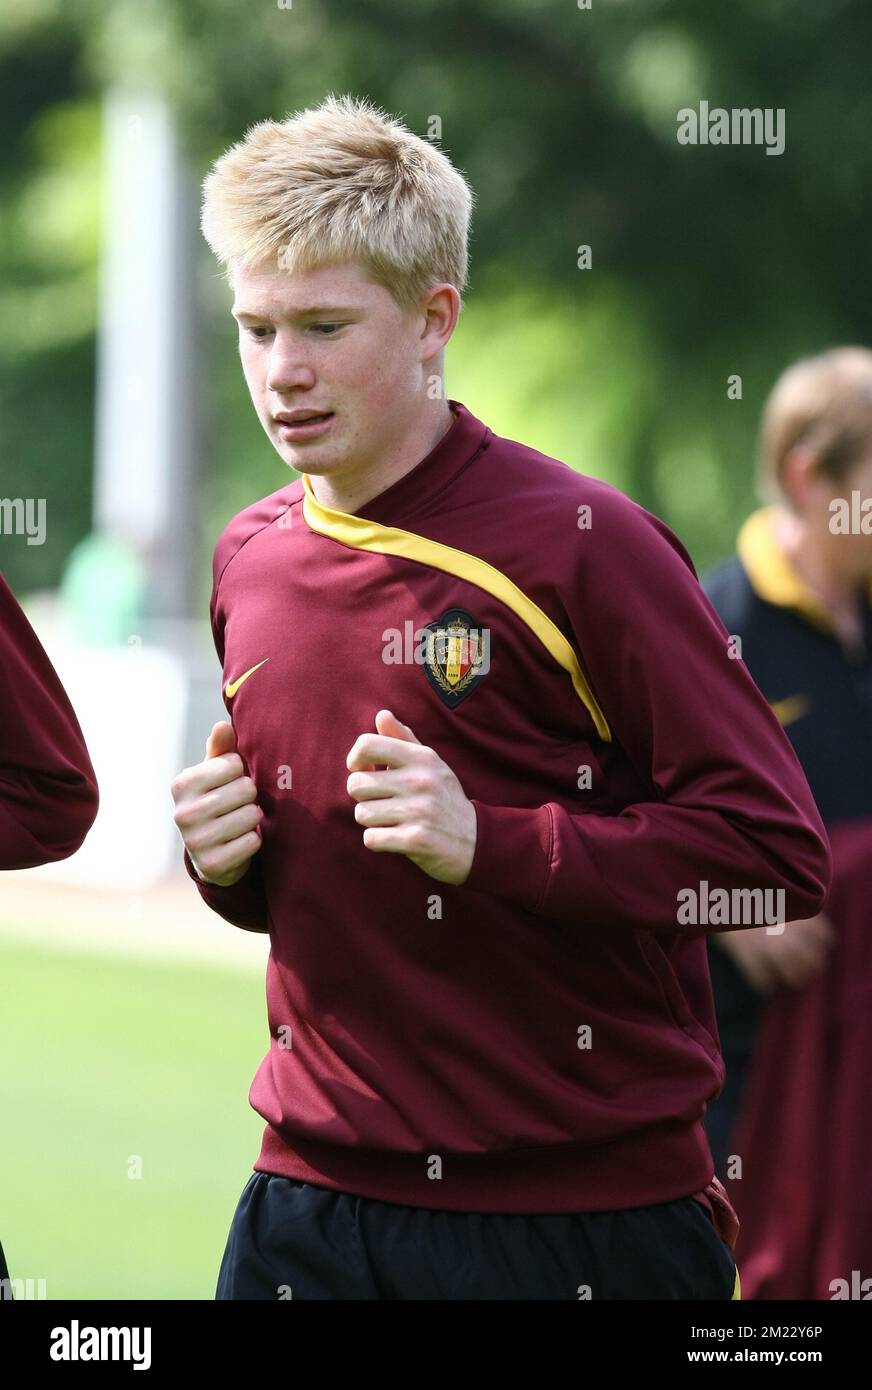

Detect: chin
[282, 448, 334, 473]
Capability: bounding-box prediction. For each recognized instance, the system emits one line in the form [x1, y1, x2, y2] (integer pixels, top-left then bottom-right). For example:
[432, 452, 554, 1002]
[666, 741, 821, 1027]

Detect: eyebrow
[231, 304, 362, 321]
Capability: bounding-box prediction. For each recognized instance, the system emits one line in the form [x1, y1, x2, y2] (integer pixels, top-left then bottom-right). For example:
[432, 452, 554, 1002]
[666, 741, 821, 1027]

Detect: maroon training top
[185, 400, 831, 1216]
[0, 572, 98, 868]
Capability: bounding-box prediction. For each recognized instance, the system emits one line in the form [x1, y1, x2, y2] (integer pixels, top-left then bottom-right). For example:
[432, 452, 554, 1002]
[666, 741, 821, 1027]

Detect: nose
[265, 332, 317, 395]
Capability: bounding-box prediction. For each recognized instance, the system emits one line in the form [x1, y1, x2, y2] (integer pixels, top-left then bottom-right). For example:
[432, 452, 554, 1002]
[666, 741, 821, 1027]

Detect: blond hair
[758, 346, 872, 501]
[200, 93, 475, 313]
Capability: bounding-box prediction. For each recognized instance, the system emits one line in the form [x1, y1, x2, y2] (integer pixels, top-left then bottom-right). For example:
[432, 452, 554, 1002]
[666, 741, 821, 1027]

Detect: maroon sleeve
[182, 844, 270, 934]
[463, 491, 832, 931]
[0, 572, 99, 868]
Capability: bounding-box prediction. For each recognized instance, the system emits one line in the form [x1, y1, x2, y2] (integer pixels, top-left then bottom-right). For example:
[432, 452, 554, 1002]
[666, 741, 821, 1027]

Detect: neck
[306, 398, 454, 515]
[772, 505, 865, 647]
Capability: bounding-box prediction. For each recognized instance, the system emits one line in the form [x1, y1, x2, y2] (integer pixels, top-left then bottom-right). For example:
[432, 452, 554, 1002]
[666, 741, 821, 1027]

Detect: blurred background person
[703, 347, 872, 1299]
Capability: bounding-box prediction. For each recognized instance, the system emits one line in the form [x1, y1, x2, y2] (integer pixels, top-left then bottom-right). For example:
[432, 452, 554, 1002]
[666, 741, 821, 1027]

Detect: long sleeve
[462, 490, 832, 931]
[183, 844, 270, 933]
[0, 572, 99, 868]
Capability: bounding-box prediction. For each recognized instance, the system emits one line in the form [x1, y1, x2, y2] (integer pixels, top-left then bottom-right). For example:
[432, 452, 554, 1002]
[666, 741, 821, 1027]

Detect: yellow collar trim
[736, 507, 835, 635]
[300, 473, 612, 742]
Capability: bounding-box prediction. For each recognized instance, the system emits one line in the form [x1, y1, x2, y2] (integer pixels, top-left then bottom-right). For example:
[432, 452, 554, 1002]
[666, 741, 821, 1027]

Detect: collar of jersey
[737, 506, 845, 635]
[298, 400, 487, 531]
[298, 454, 612, 742]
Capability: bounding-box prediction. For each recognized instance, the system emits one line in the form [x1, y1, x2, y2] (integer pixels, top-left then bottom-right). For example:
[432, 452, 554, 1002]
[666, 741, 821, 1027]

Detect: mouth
[274, 411, 334, 440]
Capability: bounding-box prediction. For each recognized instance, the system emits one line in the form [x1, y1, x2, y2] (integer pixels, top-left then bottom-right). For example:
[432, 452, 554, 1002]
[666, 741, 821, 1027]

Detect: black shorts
[215, 1172, 739, 1300]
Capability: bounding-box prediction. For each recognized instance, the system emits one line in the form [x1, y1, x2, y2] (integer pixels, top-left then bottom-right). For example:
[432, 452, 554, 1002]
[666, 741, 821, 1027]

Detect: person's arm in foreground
[461, 492, 832, 929]
[0, 572, 99, 869]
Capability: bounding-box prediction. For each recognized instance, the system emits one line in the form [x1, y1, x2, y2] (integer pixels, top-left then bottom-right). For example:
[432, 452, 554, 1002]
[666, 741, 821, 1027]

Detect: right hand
[171, 721, 264, 886]
[713, 912, 836, 993]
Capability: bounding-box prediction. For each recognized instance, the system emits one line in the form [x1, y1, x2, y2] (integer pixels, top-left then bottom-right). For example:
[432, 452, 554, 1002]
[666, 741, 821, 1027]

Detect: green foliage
[3, 0, 872, 594]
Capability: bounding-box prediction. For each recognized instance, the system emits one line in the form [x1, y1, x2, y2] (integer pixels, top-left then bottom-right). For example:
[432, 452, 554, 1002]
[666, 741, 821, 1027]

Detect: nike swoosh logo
[769, 693, 811, 727]
[225, 658, 269, 699]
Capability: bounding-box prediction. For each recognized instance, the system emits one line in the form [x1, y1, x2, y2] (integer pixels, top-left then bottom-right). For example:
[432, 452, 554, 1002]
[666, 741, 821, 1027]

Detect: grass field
[0, 936, 269, 1299]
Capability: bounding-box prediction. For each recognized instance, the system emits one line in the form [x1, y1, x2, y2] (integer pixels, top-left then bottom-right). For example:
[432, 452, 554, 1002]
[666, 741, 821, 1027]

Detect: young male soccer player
[0, 571, 100, 1295]
[171, 94, 832, 1300]
[703, 347, 872, 1299]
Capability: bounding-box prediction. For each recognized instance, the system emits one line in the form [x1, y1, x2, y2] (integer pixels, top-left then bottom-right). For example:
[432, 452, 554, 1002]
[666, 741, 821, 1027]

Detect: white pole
[93, 85, 201, 618]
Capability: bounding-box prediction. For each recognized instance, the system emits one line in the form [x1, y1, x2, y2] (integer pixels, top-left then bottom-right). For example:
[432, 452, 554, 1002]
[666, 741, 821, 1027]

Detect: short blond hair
[200, 93, 475, 313]
[758, 346, 872, 501]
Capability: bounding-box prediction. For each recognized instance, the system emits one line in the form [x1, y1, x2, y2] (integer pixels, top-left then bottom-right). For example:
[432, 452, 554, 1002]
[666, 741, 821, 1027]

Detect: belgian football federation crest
[421, 607, 490, 708]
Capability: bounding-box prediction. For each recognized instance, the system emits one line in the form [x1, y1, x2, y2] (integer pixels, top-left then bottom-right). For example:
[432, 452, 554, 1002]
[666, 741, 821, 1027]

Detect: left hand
[345, 709, 478, 885]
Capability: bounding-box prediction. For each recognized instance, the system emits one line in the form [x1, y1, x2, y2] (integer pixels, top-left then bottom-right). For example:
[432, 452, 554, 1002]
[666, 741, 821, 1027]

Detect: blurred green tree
[2, 0, 871, 604]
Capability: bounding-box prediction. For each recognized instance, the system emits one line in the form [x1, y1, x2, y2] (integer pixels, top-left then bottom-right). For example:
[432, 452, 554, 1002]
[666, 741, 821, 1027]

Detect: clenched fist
[346, 708, 478, 885]
[171, 721, 264, 886]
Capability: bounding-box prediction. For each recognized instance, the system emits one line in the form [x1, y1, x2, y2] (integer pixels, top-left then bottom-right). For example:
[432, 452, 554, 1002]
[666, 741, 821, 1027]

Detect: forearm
[0, 779, 97, 870]
[464, 794, 830, 931]
[0, 576, 99, 867]
[183, 846, 270, 933]
[466, 487, 835, 933]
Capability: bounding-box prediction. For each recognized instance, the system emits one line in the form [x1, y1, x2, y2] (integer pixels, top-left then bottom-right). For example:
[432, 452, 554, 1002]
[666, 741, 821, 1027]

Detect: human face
[801, 447, 872, 583]
[230, 259, 452, 488]
[827, 449, 872, 581]
[781, 443, 872, 584]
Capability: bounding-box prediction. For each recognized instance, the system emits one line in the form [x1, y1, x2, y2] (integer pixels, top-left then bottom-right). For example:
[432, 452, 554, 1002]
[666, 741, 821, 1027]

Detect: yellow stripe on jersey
[769, 693, 811, 728]
[300, 473, 612, 742]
